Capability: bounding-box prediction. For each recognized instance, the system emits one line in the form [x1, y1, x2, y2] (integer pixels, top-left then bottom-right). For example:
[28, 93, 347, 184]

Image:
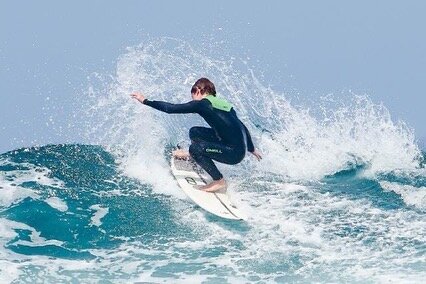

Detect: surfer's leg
[173, 127, 219, 160]
[190, 141, 245, 176]
[189, 141, 244, 192]
[189, 141, 224, 181]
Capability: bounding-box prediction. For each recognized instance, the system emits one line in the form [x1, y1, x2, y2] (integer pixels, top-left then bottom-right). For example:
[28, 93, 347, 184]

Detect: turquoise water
[1, 144, 424, 283]
[1, 39, 425, 283]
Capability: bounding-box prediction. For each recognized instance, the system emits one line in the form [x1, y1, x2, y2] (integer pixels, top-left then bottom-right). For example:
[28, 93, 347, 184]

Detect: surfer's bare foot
[173, 149, 190, 160]
[200, 178, 227, 192]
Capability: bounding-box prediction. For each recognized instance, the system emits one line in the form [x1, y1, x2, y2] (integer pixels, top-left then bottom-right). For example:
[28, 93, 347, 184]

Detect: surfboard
[170, 156, 246, 220]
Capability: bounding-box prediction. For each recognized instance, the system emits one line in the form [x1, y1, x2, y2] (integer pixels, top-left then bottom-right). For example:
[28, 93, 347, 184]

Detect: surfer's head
[191, 78, 216, 100]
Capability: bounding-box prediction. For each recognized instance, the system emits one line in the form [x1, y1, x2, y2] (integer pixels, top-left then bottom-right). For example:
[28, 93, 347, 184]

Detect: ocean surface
[1, 39, 425, 283]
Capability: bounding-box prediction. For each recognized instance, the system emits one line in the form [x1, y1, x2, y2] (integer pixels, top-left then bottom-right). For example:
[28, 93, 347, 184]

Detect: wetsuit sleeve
[143, 99, 201, 114]
[241, 122, 255, 152]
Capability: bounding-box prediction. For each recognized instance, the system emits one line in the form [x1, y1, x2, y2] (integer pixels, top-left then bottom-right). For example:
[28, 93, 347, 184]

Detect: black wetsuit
[143, 96, 255, 180]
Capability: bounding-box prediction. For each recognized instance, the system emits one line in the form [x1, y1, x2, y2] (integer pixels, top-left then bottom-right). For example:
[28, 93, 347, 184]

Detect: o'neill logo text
[206, 148, 222, 154]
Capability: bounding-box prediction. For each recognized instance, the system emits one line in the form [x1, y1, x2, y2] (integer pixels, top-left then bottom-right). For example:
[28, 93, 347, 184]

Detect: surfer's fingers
[130, 92, 143, 97]
[251, 151, 262, 161]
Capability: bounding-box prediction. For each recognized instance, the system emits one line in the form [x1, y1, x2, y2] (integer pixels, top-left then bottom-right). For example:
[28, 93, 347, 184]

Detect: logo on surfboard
[185, 177, 197, 185]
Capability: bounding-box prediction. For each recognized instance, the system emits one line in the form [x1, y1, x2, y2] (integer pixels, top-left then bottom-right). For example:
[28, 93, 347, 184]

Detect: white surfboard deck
[170, 156, 246, 220]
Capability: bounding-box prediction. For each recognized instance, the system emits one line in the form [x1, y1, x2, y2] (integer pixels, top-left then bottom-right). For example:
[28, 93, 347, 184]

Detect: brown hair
[191, 78, 216, 96]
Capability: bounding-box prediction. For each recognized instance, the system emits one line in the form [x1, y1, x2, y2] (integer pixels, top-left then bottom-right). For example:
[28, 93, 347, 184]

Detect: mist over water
[1, 38, 425, 283]
[83, 38, 423, 181]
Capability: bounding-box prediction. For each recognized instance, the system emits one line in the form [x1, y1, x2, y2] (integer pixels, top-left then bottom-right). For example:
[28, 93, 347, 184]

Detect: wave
[78, 38, 423, 185]
[0, 143, 425, 282]
[1, 38, 425, 282]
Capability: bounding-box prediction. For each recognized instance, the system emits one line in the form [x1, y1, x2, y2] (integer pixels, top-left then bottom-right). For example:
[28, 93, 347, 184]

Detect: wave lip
[380, 181, 426, 210]
[81, 38, 423, 182]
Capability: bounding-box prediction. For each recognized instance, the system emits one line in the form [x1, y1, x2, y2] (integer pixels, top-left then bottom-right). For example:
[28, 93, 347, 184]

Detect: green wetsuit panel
[205, 95, 232, 112]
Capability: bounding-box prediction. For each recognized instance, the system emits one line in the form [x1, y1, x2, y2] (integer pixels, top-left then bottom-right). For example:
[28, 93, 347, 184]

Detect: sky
[0, 0, 425, 153]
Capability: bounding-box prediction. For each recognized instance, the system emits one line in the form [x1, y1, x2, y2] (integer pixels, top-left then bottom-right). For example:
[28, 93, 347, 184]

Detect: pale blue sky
[1, 0, 425, 153]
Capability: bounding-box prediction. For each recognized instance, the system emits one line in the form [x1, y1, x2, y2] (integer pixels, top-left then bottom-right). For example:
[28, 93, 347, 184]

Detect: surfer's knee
[189, 127, 201, 141]
[189, 127, 196, 140]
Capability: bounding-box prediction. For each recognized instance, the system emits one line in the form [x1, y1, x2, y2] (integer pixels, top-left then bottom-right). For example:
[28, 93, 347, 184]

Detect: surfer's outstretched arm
[143, 100, 200, 114]
[131, 92, 201, 114]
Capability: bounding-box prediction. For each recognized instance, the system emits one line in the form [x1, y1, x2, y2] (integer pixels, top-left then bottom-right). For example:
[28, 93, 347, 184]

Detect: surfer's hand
[130, 92, 146, 103]
[251, 150, 262, 161]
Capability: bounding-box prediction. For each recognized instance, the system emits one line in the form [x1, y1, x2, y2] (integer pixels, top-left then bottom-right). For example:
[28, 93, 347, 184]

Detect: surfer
[131, 78, 262, 192]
